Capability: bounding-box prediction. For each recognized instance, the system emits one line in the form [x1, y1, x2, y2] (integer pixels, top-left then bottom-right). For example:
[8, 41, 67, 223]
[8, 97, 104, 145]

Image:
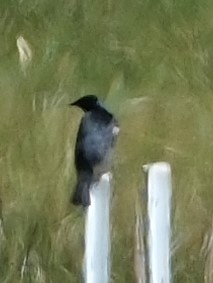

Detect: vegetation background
[1, 0, 213, 282]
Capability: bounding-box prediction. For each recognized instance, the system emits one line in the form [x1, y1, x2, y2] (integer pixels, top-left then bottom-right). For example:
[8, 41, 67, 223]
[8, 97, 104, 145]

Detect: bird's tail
[71, 172, 93, 207]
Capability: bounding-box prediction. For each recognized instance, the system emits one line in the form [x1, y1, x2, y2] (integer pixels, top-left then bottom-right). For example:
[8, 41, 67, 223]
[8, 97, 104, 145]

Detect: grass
[1, 0, 213, 282]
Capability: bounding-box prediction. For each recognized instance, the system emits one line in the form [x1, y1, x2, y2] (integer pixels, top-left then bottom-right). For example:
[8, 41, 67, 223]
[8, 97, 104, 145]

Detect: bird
[69, 94, 119, 207]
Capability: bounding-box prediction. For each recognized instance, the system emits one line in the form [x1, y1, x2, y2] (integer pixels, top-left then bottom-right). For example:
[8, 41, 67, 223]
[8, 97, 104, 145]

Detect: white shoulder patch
[112, 126, 120, 136]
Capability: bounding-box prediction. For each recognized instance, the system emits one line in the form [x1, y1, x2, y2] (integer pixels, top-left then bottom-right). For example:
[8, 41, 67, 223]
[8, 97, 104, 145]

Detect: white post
[84, 173, 111, 283]
[143, 162, 172, 283]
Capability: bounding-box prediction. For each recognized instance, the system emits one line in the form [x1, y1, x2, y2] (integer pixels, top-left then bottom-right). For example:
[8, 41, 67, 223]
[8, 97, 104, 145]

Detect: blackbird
[70, 95, 119, 207]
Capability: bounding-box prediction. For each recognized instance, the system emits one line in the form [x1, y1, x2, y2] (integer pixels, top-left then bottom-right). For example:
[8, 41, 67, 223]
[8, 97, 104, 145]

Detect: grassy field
[1, 0, 213, 282]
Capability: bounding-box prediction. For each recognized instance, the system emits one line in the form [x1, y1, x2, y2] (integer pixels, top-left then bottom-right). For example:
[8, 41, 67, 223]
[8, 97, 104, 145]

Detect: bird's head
[69, 95, 101, 112]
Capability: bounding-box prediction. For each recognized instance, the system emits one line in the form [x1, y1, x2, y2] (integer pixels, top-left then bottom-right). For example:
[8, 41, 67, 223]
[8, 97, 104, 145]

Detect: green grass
[1, 0, 213, 282]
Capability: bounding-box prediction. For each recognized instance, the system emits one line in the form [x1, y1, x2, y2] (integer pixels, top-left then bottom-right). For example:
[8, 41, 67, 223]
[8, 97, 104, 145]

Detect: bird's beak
[68, 101, 76, 106]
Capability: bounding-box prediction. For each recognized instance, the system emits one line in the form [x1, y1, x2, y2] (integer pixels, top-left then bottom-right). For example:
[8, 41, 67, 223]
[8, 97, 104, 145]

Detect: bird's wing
[75, 112, 117, 170]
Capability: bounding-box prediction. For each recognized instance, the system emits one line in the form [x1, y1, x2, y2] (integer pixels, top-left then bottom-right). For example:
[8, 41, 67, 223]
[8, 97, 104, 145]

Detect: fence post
[143, 162, 172, 283]
[134, 202, 147, 283]
[84, 173, 111, 283]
